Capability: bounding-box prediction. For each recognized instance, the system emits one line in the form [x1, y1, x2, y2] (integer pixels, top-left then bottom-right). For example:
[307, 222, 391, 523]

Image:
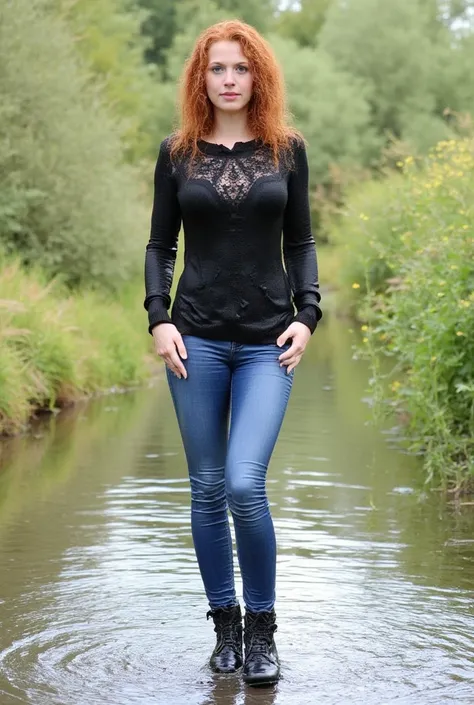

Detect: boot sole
[243, 674, 279, 686]
[211, 666, 242, 674]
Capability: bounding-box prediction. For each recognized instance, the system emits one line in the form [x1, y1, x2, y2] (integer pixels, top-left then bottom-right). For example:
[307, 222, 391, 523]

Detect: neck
[206, 108, 253, 143]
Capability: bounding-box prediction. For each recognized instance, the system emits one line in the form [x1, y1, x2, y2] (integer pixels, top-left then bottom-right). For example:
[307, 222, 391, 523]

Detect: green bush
[337, 139, 474, 489]
[0, 254, 151, 435]
[0, 0, 148, 291]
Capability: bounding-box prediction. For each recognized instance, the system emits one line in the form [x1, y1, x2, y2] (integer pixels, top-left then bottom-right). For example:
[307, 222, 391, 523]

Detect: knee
[226, 463, 268, 520]
[189, 469, 226, 514]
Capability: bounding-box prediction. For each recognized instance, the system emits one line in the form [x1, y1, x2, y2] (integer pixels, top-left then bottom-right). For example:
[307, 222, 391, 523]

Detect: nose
[224, 69, 235, 87]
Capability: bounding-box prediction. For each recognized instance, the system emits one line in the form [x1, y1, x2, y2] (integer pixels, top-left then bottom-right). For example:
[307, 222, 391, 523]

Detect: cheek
[205, 74, 218, 96]
[243, 74, 253, 96]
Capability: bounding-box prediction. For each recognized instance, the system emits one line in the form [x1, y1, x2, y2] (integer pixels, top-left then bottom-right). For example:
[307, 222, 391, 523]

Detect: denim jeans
[166, 334, 294, 612]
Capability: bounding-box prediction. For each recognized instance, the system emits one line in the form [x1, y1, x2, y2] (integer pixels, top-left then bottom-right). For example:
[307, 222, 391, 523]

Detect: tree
[273, 0, 332, 47]
[0, 0, 147, 288]
[270, 35, 380, 184]
[54, 0, 162, 161]
[135, 0, 177, 67]
[136, 0, 277, 69]
[319, 0, 443, 145]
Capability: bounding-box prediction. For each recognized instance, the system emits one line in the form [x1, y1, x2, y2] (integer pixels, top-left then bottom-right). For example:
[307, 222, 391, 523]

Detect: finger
[286, 357, 301, 374]
[283, 353, 302, 370]
[276, 332, 290, 347]
[168, 349, 187, 379]
[279, 344, 298, 364]
[176, 336, 188, 360]
[280, 339, 305, 361]
[161, 355, 178, 376]
[279, 348, 294, 363]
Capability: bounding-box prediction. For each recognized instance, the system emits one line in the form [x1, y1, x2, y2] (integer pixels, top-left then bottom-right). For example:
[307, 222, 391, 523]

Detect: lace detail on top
[191, 146, 279, 205]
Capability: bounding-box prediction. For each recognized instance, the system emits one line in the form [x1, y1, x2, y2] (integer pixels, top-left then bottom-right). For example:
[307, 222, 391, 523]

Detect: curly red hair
[169, 19, 302, 166]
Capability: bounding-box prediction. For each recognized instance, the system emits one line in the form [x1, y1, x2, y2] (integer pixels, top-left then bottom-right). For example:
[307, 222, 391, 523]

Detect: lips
[221, 93, 239, 97]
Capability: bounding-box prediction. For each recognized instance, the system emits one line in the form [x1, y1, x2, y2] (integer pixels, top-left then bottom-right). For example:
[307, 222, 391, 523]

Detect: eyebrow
[208, 60, 249, 66]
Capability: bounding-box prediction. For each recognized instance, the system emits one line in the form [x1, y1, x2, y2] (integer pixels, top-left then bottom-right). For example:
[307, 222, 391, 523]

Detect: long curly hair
[169, 19, 302, 167]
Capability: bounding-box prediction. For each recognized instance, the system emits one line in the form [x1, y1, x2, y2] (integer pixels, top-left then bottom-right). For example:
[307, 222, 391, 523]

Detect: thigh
[166, 335, 232, 469]
[227, 342, 294, 466]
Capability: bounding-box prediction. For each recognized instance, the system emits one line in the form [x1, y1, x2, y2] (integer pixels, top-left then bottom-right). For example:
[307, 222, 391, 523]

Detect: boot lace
[207, 608, 241, 650]
[245, 614, 277, 658]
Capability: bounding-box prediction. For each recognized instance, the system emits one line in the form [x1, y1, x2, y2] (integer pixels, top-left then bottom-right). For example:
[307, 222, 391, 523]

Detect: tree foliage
[320, 1, 438, 138]
[0, 0, 147, 289]
[136, 0, 276, 70]
[52, 0, 162, 161]
[270, 35, 380, 182]
[273, 0, 332, 47]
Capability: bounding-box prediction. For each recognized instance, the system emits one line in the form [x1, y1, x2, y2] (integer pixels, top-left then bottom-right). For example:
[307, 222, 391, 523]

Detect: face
[205, 40, 253, 113]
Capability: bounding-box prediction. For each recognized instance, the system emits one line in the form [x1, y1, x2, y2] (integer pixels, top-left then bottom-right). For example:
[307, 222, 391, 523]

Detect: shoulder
[158, 134, 174, 158]
[154, 134, 180, 176]
[282, 133, 308, 173]
[288, 133, 307, 158]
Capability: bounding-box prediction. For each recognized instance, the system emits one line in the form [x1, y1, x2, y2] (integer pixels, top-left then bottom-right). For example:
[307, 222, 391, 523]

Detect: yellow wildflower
[361, 325, 368, 331]
[456, 331, 465, 336]
[352, 282, 360, 289]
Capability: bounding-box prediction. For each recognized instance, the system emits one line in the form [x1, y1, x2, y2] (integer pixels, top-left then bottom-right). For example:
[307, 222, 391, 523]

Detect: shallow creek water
[0, 314, 473, 705]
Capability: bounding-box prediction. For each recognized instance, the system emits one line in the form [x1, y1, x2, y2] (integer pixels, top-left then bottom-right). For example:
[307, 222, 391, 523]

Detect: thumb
[176, 335, 187, 359]
[276, 330, 289, 347]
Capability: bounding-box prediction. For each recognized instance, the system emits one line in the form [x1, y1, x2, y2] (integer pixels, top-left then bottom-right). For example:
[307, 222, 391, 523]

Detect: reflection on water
[0, 313, 473, 705]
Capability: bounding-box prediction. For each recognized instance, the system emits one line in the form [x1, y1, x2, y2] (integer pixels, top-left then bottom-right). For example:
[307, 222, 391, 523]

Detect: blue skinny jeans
[166, 335, 294, 613]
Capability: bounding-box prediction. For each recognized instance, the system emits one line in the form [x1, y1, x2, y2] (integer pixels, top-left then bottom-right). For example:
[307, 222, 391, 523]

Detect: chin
[219, 100, 249, 112]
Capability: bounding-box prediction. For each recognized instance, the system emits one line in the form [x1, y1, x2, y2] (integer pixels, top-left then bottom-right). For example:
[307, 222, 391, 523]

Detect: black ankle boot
[243, 608, 280, 686]
[206, 604, 243, 673]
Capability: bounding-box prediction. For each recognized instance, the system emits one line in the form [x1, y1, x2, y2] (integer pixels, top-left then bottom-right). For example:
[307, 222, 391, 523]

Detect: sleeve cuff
[146, 298, 172, 335]
[293, 305, 322, 334]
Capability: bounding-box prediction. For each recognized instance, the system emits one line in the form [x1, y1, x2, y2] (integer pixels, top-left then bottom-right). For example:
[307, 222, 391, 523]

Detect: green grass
[0, 255, 152, 435]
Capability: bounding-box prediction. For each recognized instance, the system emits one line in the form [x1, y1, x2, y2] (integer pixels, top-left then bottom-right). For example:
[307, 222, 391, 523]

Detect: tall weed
[337, 139, 474, 489]
[0, 255, 151, 435]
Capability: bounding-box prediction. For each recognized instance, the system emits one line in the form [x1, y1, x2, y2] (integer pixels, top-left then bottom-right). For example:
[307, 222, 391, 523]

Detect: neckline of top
[197, 138, 260, 155]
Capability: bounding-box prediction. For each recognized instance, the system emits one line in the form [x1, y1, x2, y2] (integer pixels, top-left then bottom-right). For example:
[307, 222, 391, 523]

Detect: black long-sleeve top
[144, 135, 322, 344]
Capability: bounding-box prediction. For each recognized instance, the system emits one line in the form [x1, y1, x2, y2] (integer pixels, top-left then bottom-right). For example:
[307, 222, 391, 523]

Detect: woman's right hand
[152, 323, 188, 379]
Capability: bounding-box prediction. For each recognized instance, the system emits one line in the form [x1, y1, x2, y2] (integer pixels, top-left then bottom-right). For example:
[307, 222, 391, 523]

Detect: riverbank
[0, 256, 154, 436]
[333, 138, 474, 493]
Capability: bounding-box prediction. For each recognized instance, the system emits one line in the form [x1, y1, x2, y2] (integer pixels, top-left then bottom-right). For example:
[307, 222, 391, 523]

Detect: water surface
[0, 314, 473, 705]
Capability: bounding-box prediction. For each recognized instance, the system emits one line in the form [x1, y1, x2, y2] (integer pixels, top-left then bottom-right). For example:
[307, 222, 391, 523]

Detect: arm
[143, 138, 181, 335]
[282, 139, 322, 333]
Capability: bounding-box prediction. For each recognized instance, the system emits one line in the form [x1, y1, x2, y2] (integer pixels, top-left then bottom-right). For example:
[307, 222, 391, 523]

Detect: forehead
[207, 40, 248, 64]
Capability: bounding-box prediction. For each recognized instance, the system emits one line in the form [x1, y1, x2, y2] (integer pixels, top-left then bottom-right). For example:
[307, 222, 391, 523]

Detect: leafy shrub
[337, 139, 474, 488]
[0, 0, 148, 291]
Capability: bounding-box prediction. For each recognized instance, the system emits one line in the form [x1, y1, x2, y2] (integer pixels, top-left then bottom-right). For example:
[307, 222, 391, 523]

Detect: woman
[144, 19, 322, 686]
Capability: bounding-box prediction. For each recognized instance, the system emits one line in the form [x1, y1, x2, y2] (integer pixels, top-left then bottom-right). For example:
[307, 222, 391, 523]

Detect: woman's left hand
[276, 322, 311, 374]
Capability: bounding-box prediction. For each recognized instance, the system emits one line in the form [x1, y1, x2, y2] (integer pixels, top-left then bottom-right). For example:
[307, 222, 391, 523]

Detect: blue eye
[210, 65, 249, 74]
